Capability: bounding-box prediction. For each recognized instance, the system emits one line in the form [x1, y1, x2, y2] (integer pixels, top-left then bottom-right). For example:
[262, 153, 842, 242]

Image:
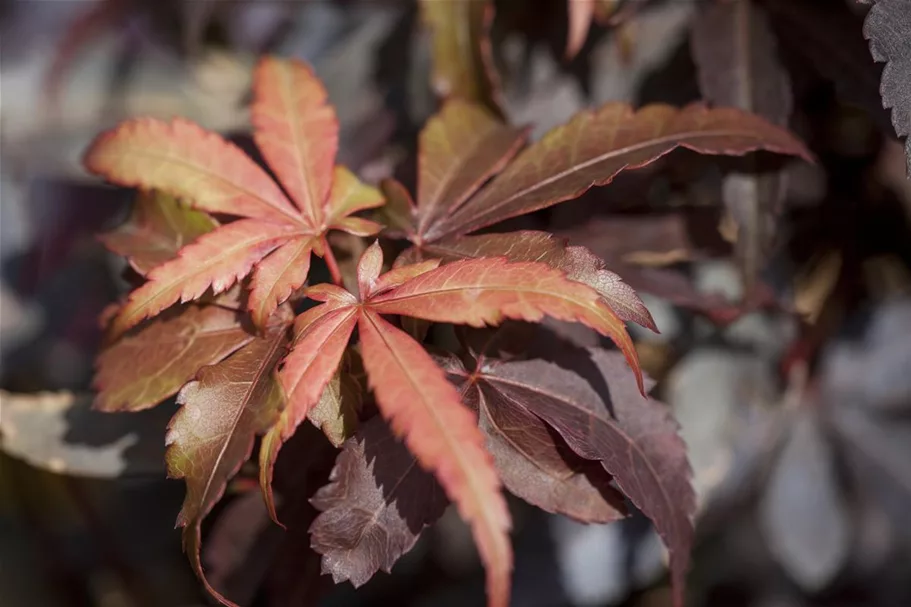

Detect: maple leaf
[862, 0, 911, 176]
[98, 190, 218, 276]
[259, 241, 671, 607]
[453, 328, 694, 607]
[420, 0, 503, 115]
[383, 98, 810, 349]
[441, 350, 628, 524]
[84, 56, 384, 336]
[309, 415, 449, 586]
[691, 0, 793, 288]
[93, 304, 254, 412]
[167, 317, 291, 607]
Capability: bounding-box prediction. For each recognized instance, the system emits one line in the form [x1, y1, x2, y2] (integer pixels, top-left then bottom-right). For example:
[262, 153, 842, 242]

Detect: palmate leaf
[444, 352, 628, 524]
[862, 0, 911, 176]
[84, 56, 383, 336]
[691, 0, 792, 287]
[166, 317, 291, 607]
[258, 242, 658, 607]
[457, 334, 694, 607]
[387, 98, 810, 342]
[94, 304, 253, 412]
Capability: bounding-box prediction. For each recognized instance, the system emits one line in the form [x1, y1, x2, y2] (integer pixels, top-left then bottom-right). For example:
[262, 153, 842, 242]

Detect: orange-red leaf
[260, 306, 358, 522]
[84, 117, 299, 222]
[110, 219, 298, 337]
[433, 103, 814, 239]
[358, 310, 512, 607]
[94, 304, 253, 412]
[419, 231, 656, 331]
[248, 236, 314, 329]
[417, 101, 527, 234]
[368, 257, 644, 393]
[251, 57, 338, 225]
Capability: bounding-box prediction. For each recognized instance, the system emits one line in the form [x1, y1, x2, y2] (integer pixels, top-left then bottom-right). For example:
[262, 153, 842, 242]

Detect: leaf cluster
[84, 50, 811, 607]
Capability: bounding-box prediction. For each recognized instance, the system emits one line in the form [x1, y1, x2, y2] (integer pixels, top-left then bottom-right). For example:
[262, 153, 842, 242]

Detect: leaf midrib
[446, 126, 795, 235]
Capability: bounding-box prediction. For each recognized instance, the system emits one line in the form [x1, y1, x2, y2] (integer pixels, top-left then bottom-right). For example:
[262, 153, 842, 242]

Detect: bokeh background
[3, 1, 911, 606]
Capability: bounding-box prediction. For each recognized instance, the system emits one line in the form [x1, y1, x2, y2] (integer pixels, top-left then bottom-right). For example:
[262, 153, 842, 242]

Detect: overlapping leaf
[84, 56, 383, 336]
[463, 338, 694, 607]
[691, 0, 793, 287]
[445, 353, 628, 523]
[166, 319, 291, 607]
[99, 190, 218, 276]
[310, 414, 449, 586]
[94, 304, 254, 412]
[420, 0, 502, 114]
[258, 242, 667, 607]
[862, 0, 911, 176]
[429, 102, 812, 240]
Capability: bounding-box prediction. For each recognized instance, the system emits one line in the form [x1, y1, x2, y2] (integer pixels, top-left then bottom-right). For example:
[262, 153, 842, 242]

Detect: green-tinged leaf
[94, 304, 254, 412]
[99, 191, 218, 275]
[417, 100, 527, 235]
[308, 365, 363, 447]
[420, 0, 503, 115]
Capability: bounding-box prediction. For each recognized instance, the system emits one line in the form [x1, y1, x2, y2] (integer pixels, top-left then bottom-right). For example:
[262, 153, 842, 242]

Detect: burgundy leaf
[473, 344, 694, 607]
[310, 416, 448, 586]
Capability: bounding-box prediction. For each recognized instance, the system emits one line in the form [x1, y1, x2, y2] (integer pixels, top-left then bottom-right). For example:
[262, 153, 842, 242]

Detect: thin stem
[323, 237, 343, 286]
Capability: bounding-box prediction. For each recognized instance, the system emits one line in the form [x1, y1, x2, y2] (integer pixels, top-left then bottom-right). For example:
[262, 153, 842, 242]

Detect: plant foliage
[84, 51, 813, 607]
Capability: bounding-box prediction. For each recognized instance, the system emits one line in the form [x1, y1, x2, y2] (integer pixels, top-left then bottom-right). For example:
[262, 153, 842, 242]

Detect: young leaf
[248, 236, 315, 329]
[260, 306, 358, 522]
[84, 56, 383, 334]
[863, 0, 911, 176]
[251, 57, 338, 224]
[446, 354, 628, 523]
[307, 366, 363, 448]
[429, 102, 813, 240]
[166, 321, 290, 607]
[691, 0, 792, 286]
[109, 219, 299, 337]
[358, 310, 512, 607]
[416, 231, 656, 331]
[368, 257, 644, 393]
[485, 346, 694, 607]
[310, 416, 449, 586]
[417, 101, 528, 235]
[94, 304, 253, 412]
[98, 191, 218, 276]
[420, 0, 503, 115]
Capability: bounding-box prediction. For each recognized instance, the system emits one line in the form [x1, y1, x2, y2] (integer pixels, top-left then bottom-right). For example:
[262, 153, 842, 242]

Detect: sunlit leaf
[94, 304, 253, 412]
[358, 310, 512, 607]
